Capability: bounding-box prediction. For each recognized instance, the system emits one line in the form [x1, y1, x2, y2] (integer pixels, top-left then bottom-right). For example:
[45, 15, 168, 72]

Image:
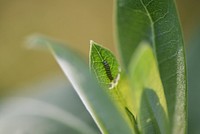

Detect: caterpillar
[102, 60, 114, 81]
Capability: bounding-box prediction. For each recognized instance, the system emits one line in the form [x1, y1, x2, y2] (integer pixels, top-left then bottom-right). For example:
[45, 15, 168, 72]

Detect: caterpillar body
[102, 60, 114, 81]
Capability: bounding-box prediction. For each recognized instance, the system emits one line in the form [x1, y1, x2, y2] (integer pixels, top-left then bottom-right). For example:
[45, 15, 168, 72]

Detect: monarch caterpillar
[102, 60, 114, 81]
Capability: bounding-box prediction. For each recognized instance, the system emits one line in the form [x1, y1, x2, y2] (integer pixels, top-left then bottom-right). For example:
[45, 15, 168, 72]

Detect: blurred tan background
[0, 0, 199, 96]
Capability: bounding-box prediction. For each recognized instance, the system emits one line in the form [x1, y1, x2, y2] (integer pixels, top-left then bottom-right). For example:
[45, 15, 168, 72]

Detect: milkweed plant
[29, 0, 187, 133]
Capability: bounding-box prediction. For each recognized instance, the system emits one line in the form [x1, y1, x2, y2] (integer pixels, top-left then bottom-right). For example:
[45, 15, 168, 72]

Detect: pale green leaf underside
[129, 42, 169, 134]
[28, 36, 135, 134]
[0, 98, 98, 134]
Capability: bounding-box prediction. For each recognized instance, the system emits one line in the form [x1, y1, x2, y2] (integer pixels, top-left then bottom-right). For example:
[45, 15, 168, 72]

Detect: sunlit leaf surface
[129, 42, 169, 134]
[89, 41, 120, 89]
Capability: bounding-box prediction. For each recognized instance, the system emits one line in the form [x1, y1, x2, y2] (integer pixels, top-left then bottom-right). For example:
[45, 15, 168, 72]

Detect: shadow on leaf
[139, 88, 169, 134]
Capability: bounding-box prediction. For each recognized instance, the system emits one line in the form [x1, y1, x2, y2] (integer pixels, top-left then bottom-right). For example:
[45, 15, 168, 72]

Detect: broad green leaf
[89, 41, 120, 89]
[129, 42, 169, 134]
[28, 36, 135, 134]
[116, 0, 187, 133]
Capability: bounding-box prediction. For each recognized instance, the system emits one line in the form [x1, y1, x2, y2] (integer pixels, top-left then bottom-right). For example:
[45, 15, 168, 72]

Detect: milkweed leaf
[116, 0, 187, 133]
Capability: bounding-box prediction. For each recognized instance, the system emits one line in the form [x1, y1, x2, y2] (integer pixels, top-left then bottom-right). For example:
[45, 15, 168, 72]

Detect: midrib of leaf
[92, 43, 104, 61]
[139, 0, 156, 57]
[91, 44, 103, 79]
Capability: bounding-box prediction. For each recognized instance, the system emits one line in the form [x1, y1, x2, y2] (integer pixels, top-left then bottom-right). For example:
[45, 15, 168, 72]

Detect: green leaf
[116, 0, 187, 133]
[89, 40, 120, 89]
[28, 36, 135, 134]
[129, 42, 169, 134]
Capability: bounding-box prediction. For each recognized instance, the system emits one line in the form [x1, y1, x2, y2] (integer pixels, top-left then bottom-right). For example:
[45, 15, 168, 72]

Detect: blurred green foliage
[0, 83, 99, 133]
[187, 29, 200, 134]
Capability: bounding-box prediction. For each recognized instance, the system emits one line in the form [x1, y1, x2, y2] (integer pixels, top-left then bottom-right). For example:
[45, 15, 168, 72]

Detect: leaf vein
[153, 10, 169, 24]
[145, 0, 154, 7]
[155, 26, 174, 37]
[159, 52, 177, 65]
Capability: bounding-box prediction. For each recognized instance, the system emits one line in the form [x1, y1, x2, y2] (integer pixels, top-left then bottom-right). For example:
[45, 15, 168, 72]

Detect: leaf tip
[90, 40, 95, 45]
[89, 40, 99, 53]
[25, 34, 49, 50]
